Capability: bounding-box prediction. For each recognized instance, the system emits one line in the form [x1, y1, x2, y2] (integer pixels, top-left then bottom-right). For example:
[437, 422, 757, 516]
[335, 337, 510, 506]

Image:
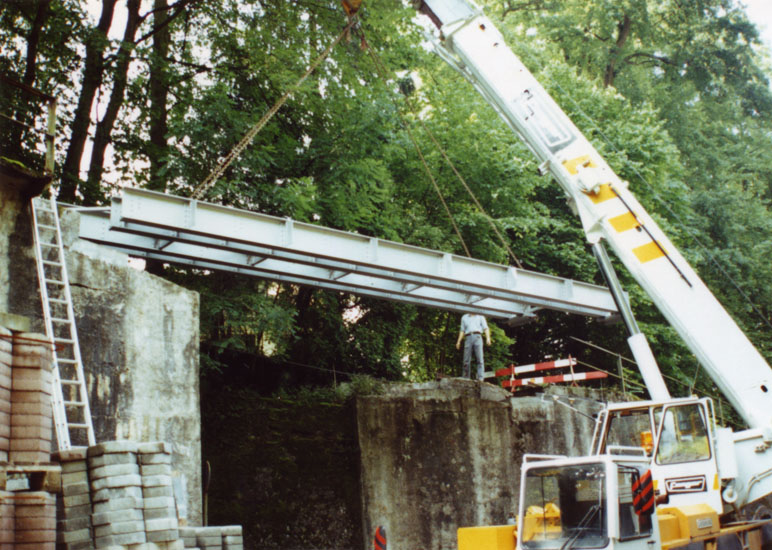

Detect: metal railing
[0, 74, 56, 173]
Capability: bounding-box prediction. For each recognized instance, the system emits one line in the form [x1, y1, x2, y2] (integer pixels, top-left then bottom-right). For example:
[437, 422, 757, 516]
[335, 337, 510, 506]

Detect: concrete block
[145, 517, 179, 532]
[10, 400, 51, 414]
[88, 441, 139, 457]
[0, 373, 11, 390]
[53, 448, 89, 462]
[10, 389, 50, 404]
[88, 451, 138, 468]
[219, 527, 241, 536]
[142, 507, 177, 520]
[10, 412, 53, 427]
[62, 481, 90, 497]
[60, 503, 93, 520]
[143, 485, 174, 498]
[140, 464, 172, 476]
[12, 353, 52, 368]
[0, 388, 9, 403]
[10, 438, 51, 453]
[57, 515, 92, 532]
[143, 496, 175, 509]
[55, 539, 94, 550]
[138, 453, 171, 466]
[57, 527, 93, 544]
[14, 528, 56, 543]
[61, 460, 89, 474]
[142, 474, 172, 488]
[138, 442, 168, 454]
[94, 518, 146, 537]
[11, 367, 52, 392]
[63, 492, 92, 508]
[0, 421, 8, 438]
[16, 514, 56, 530]
[146, 529, 179, 543]
[91, 473, 142, 491]
[91, 507, 144, 526]
[94, 530, 146, 548]
[11, 424, 53, 441]
[91, 495, 142, 513]
[90, 462, 140, 480]
[9, 449, 50, 463]
[62, 469, 90, 485]
[92, 485, 143, 502]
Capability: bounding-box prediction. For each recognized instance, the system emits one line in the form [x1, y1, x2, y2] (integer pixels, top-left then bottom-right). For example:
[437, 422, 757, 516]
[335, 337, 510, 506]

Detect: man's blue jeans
[462, 333, 484, 380]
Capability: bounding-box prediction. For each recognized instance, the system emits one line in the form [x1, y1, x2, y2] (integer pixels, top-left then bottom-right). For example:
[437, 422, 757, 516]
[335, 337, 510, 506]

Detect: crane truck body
[402, 0, 772, 548]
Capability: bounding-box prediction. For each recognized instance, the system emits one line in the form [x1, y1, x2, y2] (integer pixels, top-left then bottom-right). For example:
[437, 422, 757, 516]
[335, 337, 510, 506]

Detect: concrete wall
[0, 181, 202, 524]
[357, 379, 607, 550]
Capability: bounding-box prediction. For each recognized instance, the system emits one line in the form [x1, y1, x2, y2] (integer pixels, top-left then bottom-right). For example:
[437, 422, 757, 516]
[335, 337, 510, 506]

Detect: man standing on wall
[455, 313, 491, 381]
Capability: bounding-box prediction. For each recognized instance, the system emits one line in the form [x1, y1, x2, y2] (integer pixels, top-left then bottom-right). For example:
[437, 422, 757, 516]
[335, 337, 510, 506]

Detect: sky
[742, 0, 772, 54]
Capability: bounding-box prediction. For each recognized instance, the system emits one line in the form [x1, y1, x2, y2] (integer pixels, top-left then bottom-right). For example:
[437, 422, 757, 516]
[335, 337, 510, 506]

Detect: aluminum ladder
[30, 196, 95, 450]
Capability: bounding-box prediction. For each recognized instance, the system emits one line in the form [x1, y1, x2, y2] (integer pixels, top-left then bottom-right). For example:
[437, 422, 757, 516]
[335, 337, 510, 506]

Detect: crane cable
[355, 31, 471, 257]
[357, 25, 524, 268]
[190, 17, 359, 201]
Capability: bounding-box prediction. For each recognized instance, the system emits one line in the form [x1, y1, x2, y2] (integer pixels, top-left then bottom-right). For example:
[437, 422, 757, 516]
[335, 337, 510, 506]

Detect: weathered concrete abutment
[357, 379, 607, 550]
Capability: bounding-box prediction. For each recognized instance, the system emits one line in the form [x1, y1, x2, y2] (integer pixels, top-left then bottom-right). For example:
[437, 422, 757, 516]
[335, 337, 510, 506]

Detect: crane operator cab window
[604, 408, 660, 456]
[655, 403, 711, 465]
[521, 463, 608, 550]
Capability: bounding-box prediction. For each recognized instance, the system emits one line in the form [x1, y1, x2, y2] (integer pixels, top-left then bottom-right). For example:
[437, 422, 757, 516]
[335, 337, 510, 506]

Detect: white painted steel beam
[75, 188, 618, 322]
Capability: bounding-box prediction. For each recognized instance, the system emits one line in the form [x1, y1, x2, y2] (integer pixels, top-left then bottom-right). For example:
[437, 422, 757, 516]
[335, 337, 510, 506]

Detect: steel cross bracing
[76, 188, 618, 322]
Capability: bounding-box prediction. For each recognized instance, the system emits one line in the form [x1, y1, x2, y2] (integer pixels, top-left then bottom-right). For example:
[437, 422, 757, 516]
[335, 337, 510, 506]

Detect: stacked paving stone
[0, 491, 13, 550]
[55, 448, 93, 550]
[139, 442, 179, 544]
[14, 491, 56, 549]
[0, 328, 11, 462]
[10, 332, 54, 464]
[88, 441, 147, 548]
[179, 527, 243, 550]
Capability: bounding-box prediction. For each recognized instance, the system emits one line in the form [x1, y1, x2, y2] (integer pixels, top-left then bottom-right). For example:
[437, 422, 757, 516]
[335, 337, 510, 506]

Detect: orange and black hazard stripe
[374, 526, 387, 550]
[632, 470, 655, 515]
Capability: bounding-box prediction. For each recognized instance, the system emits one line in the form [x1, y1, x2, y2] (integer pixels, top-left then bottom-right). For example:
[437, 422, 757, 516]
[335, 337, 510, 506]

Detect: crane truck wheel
[747, 501, 772, 550]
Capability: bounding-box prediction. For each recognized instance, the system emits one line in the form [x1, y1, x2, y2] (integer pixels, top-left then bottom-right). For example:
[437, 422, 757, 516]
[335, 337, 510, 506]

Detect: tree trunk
[147, 0, 172, 192]
[22, 0, 51, 87]
[59, 0, 117, 204]
[603, 14, 632, 88]
[85, 0, 141, 204]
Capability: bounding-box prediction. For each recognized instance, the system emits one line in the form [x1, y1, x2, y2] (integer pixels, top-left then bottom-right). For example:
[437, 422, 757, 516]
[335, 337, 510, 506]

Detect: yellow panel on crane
[458, 525, 517, 550]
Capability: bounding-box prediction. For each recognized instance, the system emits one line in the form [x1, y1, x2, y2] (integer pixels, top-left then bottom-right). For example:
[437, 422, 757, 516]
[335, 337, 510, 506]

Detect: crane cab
[516, 455, 658, 550]
[592, 397, 724, 514]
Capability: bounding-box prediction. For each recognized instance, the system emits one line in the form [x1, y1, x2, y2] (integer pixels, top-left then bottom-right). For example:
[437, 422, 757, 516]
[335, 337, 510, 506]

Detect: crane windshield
[521, 463, 608, 550]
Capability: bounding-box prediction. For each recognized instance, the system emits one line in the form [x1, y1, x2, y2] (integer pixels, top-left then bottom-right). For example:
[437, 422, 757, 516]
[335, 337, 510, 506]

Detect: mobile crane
[404, 0, 772, 549]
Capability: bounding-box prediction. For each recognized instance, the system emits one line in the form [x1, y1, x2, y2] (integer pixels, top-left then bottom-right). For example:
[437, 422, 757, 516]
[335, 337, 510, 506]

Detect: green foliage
[4, 0, 772, 405]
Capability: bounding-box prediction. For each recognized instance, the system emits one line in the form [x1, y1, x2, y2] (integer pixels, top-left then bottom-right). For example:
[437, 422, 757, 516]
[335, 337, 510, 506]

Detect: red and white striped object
[502, 370, 607, 388]
[494, 358, 576, 378]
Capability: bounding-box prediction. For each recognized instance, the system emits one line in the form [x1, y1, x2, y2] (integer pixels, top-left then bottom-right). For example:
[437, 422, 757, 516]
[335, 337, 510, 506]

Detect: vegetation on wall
[2, 0, 772, 416]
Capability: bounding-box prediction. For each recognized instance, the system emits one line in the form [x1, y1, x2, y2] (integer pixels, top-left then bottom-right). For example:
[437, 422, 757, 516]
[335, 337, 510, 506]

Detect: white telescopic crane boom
[416, 0, 772, 431]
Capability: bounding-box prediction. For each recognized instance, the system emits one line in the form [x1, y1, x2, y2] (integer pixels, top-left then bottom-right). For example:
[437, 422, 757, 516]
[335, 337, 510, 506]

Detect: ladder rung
[56, 358, 77, 364]
[68, 423, 90, 429]
[42, 260, 62, 266]
[46, 279, 65, 285]
[60, 379, 80, 385]
[64, 401, 85, 407]
[39, 242, 58, 248]
[52, 317, 70, 323]
[34, 205, 54, 212]
[37, 224, 57, 230]
[55, 338, 74, 343]
[49, 298, 67, 304]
